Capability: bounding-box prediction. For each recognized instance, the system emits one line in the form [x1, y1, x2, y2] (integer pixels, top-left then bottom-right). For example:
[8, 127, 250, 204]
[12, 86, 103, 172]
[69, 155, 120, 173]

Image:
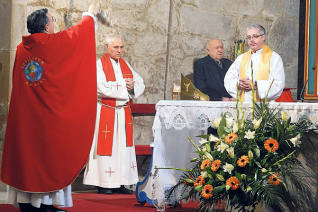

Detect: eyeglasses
[246, 34, 264, 41]
[51, 16, 56, 23]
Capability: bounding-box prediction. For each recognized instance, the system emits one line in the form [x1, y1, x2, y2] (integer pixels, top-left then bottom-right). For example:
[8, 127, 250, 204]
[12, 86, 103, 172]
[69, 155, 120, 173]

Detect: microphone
[299, 79, 309, 102]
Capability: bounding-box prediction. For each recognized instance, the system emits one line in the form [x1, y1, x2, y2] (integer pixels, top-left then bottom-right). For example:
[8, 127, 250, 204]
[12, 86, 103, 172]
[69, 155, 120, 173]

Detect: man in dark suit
[194, 39, 235, 101]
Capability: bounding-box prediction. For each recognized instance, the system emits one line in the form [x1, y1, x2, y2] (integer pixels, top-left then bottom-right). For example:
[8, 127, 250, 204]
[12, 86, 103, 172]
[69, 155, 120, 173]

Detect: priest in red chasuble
[1, 5, 98, 212]
[83, 36, 145, 194]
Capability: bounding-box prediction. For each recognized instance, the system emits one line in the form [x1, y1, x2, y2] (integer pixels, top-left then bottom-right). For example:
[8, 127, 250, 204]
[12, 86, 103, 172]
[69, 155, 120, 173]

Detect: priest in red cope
[83, 36, 145, 194]
[1, 5, 98, 212]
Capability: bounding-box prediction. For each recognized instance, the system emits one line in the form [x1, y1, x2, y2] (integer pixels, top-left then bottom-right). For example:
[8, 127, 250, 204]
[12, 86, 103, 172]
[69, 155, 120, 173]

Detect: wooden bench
[131, 103, 156, 156]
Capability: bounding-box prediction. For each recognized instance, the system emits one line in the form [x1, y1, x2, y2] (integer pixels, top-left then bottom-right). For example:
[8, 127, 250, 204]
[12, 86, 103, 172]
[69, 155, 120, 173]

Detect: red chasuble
[0, 16, 97, 192]
[96, 54, 133, 156]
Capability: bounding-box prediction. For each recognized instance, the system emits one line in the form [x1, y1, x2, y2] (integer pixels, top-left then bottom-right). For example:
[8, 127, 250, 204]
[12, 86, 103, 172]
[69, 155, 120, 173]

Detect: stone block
[128, 58, 165, 103]
[197, 0, 226, 12]
[284, 0, 300, 18]
[0, 104, 8, 150]
[112, 0, 148, 10]
[263, 0, 283, 17]
[180, 5, 235, 40]
[197, 0, 264, 16]
[179, 35, 206, 56]
[284, 64, 298, 88]
[0, 52, 11, 104]
[227, 0, 265, 16]
[52, 0, 68, 10]
[0, 1, 11, 50]
[0, 181, 7, 193]
[109, 10, 147, 32]
[268, 17, 299, 72]
[69, 0, 90, 12]
[27, 0, 53, 7]
[13, 2, 27, 45]
[146, 0, 169, 33]
[134, 32, 167, 57]
[170, 46, 185, 60]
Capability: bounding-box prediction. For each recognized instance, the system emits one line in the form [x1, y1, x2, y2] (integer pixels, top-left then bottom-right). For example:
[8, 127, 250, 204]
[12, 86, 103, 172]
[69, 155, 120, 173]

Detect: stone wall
[0, 0, 300, 165]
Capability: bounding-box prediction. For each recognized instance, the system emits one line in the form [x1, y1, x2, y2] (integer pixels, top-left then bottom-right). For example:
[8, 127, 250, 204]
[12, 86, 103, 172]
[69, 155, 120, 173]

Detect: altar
[136, 100, 318, 205]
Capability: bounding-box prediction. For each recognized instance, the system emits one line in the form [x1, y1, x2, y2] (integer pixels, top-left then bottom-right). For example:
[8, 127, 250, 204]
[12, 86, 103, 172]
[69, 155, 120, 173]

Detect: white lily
[204, 152, 213, 161]
[233, 122, 239, 133]
[198, 138, 208, 145]
[244, 130, 255, 139]
[227, 147, 235, 158]
[201, 171, 208, 178]
[290, 134, 301, 147]
[211, 117, 222, 128]
[226, 117, 233, 128]
[223, 163, 234, 174]
[252, 118, 262, 129]
[248, 150, 253, 159]
[209, 134, 220, 142]
[216, 142, 229, 153]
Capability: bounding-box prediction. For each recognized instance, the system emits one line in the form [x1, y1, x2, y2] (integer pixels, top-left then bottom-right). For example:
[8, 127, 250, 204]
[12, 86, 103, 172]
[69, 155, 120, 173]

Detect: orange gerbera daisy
[201, 184, 213, 199]
[226, 176, 240, 190]
[194, 176, 205, 187]
[200, 159, 211, 170]
[264, 139, 279, 152]
[268, 173, 281, 186]
[211, 160, 221, 172]
[225, 133, 238, 144]
[237, 155, 249, 167]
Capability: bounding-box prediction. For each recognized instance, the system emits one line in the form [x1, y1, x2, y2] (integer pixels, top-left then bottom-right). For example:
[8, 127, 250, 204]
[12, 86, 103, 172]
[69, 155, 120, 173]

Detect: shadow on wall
[184, 58, 199, 83]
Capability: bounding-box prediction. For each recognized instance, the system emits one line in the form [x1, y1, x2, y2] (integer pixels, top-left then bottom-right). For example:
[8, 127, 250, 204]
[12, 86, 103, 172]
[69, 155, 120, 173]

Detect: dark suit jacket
[194, 55, 233, 101]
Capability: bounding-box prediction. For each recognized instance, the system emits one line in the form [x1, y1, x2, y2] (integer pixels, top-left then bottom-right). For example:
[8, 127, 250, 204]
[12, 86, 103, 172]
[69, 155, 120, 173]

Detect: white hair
[105, 35, 121, 45]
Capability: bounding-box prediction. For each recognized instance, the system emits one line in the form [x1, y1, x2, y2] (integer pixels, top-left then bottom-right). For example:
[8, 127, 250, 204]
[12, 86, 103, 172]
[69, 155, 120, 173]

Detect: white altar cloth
[147, 100, 318, 201]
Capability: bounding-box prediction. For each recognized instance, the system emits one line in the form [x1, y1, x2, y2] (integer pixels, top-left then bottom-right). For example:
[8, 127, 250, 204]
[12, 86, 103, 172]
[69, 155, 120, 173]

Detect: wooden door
[303, 0, 318, 99]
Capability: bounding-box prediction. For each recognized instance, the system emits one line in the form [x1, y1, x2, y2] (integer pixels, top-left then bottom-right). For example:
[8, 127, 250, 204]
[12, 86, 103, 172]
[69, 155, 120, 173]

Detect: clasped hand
[238, 78, 257, 91]
[125, 78, 134, 91]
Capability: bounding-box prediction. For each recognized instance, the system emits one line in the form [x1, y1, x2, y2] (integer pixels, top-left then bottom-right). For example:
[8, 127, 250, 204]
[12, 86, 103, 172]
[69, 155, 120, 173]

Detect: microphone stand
[299, 79, 308, 102]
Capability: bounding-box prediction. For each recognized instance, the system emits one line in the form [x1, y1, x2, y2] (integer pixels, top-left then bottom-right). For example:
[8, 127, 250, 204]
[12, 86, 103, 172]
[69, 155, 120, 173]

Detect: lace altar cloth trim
[154, 100, 318, 131]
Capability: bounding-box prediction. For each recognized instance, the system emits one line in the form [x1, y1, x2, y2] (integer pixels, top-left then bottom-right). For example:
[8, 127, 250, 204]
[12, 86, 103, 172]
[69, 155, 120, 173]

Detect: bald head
[206, 39, 224, 62]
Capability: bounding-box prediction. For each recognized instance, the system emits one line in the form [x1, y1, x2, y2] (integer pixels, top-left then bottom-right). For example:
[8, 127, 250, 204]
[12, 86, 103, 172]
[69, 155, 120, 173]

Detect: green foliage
[172, 102, 317, 212]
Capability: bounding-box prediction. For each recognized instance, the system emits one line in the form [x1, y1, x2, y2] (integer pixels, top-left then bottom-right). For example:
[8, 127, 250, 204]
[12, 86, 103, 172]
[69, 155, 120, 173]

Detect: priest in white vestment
[224, 24, 285, 102]
[83, 36, 145, 194]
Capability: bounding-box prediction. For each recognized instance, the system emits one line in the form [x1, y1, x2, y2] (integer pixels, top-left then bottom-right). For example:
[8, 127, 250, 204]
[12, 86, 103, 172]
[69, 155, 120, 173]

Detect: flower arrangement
[168, 100, 317, 212]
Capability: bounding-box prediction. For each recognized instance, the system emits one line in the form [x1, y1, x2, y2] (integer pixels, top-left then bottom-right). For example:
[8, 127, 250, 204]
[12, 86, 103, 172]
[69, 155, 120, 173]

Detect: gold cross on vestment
[105, 167, 115, 176]
[102, 124, 111, 140]
[184, 82, 190, 92]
